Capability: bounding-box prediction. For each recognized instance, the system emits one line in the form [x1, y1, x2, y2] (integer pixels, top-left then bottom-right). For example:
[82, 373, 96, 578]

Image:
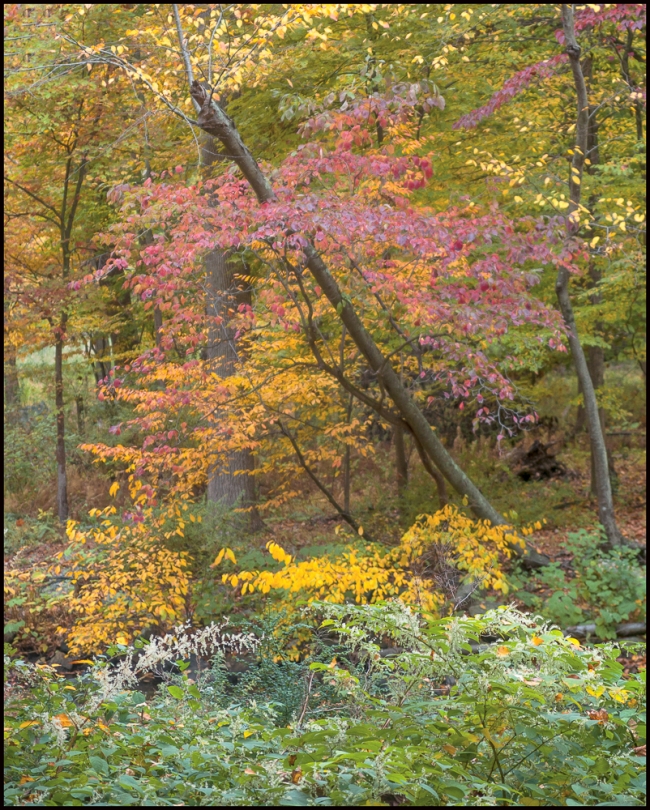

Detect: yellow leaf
[109, 482, 120, 498]
[496, 646, 510, 657]
[54, 714, 74, 728]
[225, 548, 237, 564]
[211, 548, 226, 567]
[358, 526, 364, 536]
[531, 636, 544, 646]
[586, 684, 605, 698]
[19, 721, 39, 729]
[243, 730, 254, 738]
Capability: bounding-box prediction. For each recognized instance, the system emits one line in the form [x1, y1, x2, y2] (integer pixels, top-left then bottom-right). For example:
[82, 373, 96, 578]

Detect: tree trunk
[558, 4, 622, 546]
[75, 395, 85, 436]
[153, 306, 163, 347]
[170, 10, 264, 529]
[91, 333, 111, 384]
[188, 81, 550, 568]
[55, 327, 69, 523]
[585, 342, 616, 494]
[205, 248, 264, 530]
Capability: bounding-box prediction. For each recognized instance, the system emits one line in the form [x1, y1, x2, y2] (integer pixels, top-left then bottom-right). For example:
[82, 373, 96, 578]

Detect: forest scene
[3, 3, 646, 806]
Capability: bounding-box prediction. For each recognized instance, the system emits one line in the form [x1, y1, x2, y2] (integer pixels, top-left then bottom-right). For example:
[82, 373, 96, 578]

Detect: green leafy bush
[510, 528, 646, 638]
[4, 411, 57, 499]
[4, 604, 645, 806]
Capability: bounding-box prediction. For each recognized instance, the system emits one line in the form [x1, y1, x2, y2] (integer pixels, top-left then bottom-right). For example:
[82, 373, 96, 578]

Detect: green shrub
[510, 528, 646, 638]
[4, 604, 646, 806]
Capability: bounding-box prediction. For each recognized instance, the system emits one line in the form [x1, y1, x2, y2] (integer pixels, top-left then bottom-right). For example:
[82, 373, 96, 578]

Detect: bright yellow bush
[215, 505, 528, 614]
[52, 509, 192, 655]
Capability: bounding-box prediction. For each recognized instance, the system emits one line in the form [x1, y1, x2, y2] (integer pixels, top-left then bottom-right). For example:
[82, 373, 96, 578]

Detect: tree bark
[558, 4, 622, 546]
[187, 81, 550, 569]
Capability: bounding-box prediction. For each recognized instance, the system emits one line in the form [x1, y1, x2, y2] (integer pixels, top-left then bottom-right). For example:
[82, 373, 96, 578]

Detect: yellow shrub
[52, 511, 192, 655]
[215, 506, 526, 614]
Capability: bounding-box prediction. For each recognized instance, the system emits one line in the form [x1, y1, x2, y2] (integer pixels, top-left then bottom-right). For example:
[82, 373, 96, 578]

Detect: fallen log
[564, 621, 646, 639]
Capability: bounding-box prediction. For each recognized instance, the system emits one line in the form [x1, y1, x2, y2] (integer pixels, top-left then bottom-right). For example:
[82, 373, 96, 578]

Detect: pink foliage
[453, 54, 567, 130]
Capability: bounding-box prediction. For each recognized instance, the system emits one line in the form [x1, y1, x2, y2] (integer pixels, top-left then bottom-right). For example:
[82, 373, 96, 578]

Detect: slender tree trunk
[585, 341, 616, 494]
[153, 306, 163, 347]
[558, 4, 622, 546]
[55, 322, 69, 523]
[75, 395, 85, 435]
[188, 81, 550, 568]
[91, 334, 111, 383]
[582, 58, 616, 494]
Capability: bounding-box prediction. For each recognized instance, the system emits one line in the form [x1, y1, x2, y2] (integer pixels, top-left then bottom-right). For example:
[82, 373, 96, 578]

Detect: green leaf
[118, 774, 143, 793]
[167, 685, 184, 699]
[89, 755, 109, 776]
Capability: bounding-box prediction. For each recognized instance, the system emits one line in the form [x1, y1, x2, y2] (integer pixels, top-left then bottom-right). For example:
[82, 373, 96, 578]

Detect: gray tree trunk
[204, 247, 263, 529]
[558, 4, 622, 546]
[171, 9, 263, 529]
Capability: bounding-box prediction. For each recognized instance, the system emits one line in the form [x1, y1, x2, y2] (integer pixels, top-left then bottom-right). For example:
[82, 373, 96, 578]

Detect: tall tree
[555, 4, 621, 545]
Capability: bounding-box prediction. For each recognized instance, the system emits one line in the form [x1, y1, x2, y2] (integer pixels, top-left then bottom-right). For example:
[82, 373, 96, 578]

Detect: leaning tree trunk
[187, 80, 551, 569]
[557, 4, 622, 546]
[186, 80, 551, 567]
